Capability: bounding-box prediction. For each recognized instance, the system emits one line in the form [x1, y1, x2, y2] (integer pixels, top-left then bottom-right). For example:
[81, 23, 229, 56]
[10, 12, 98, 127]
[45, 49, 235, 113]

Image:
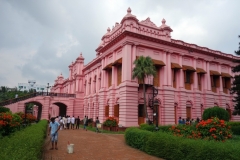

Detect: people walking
[63, 116, 67, 129]
[75, 116, 80, 129]
[59, 118, 63, 130]
[70, 116, 75, 130]
[83, 115, 87, 130]
[95, 117, 100, 133]
[48, 117, 60, 150]
[178, 117, 182, 124]
[67, 116, 71, 129]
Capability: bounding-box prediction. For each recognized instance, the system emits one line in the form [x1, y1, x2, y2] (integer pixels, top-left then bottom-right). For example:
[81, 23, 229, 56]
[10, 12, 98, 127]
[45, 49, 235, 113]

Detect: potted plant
[103, 117, 118, 131]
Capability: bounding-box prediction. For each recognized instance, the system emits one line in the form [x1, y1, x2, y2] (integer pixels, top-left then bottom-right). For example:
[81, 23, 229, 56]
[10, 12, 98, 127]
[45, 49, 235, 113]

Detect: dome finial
[127, 7, 131, 14]
[162, 18, 166, 24]
[107, 27, 110, 32]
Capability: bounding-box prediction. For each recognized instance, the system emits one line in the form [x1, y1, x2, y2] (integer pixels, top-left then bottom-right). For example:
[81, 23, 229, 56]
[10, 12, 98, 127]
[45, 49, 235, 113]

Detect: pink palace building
[51, 8, 240, 126]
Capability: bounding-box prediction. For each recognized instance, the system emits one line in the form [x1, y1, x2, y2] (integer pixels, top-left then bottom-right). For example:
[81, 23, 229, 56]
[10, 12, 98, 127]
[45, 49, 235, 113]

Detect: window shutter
[172, 69, 176, 88]
[108, 70, 112, 87]
[226, 78, 231, 89]
[114, 104, 119, 117]
[105, 105, 109, 117]
[216, 76, 220, 87]
[184, 71, 186, 83]
[117, 65, 122, 86]
[198, 74, 201, 91]
[138, 79, 143, 84]
[211, 76, 214, 87]
[222, 77, 226, 88]
[153, 68, 159, 87]
[190, 72, 194, 84]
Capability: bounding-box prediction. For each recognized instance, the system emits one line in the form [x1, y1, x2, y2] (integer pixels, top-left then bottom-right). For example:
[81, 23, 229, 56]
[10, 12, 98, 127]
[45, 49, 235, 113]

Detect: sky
[0, 0, 240, 88]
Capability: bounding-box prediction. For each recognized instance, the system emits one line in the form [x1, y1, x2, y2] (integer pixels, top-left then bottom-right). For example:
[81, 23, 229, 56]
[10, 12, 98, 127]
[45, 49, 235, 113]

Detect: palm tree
[132, 56, 156, 124]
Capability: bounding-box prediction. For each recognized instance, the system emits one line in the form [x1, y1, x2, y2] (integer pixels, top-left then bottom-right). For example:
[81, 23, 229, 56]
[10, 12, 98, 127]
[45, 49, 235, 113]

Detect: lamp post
[46, 83, 51, 96]
[153, 99, 159, 131]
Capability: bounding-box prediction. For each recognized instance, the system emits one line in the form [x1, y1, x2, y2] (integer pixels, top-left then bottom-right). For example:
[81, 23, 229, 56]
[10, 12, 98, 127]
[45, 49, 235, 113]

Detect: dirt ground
[42, 128, 163, 160]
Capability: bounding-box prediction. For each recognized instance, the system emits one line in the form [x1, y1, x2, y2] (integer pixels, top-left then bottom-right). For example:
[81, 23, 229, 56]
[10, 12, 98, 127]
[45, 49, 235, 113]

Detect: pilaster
[118, 81, 139, 127]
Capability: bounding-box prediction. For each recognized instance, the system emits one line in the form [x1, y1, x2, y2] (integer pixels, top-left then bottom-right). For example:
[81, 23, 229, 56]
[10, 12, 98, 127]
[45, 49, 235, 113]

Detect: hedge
[125, 127, 240, 160]
[202, 106, 229, 121]
[0, 120, 48, 160]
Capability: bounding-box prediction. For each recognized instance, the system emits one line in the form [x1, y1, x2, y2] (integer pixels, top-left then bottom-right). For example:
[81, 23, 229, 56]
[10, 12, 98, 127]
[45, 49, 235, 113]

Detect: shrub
[227, 122, 240, 135]
[16, 112, 37, 124]
[0, 112, 13, 136]
[139, 123, 155, 131]
[125, 127, 240, 160]
[103, 116, 117, 127]
[0, 120, 48, 160]
[125, 127, 152, 151]
[202, 106, 229, 121]
[231, 126, 240, 135]
[0, 106, 10, 113]
[169, 117, 232, 141]
[227, 121, 240, 126]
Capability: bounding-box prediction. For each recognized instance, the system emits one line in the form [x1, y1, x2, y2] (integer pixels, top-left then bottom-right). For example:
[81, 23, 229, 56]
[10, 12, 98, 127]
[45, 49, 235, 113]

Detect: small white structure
[18, 80, 46, 92]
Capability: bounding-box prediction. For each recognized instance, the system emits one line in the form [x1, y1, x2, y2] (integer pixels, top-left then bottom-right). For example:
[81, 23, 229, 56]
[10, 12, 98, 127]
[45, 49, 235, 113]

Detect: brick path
[42, 128, 163, 160]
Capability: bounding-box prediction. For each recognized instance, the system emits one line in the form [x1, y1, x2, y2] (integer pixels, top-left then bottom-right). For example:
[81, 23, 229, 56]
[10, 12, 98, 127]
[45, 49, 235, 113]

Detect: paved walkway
[42, 128, 163, 160]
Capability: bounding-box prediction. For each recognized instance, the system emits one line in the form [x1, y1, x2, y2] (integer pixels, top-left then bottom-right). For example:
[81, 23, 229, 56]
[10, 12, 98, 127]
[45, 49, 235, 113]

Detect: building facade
[18, 80, 46, 92]
[51, 8, 240, 126]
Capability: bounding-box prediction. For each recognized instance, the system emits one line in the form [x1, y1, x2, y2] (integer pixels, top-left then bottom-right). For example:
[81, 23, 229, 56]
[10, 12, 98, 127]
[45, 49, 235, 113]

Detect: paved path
[42, 128, 162, 160]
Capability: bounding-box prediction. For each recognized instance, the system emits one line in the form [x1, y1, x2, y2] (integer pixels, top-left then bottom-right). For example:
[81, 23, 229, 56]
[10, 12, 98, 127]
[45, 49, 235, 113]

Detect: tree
[231, 35, 240, 115]
[202, 106, 229, 121]
[132, 56, 156, 123]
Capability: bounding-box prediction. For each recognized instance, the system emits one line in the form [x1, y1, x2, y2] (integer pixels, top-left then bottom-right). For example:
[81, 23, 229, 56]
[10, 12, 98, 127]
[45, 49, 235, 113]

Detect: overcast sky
[0, 0, 239, 88]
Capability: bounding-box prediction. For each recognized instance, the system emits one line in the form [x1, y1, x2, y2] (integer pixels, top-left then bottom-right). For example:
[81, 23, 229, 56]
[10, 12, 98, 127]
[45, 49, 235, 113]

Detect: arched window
[94, 76, 97, 93]
[89, 78, 91, 94]
[99, 73, 101, 89]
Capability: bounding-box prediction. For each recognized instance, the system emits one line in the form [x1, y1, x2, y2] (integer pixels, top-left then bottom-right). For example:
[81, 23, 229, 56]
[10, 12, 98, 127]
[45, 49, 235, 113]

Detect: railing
[0, 92, 75, 106]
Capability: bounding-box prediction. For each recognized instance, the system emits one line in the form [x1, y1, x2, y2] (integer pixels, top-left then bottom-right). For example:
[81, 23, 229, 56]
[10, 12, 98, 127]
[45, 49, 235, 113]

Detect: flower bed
[103, 116, 117, 127]
[169, 117, 232, 142]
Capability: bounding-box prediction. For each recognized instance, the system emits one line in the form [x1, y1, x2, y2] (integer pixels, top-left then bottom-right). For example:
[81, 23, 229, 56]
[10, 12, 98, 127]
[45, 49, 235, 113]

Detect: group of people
[48, 115, 101, 150]
[55, 115, 81, 130]
[178, 117, 200, 125]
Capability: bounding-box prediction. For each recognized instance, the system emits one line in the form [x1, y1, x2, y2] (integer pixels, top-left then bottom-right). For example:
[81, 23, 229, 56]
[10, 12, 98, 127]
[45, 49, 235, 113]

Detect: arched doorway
[53, 102, 67, 117]
[24, 101, 43, 121]
[138, 98, 144, 125]
[186, 101, 192, 120]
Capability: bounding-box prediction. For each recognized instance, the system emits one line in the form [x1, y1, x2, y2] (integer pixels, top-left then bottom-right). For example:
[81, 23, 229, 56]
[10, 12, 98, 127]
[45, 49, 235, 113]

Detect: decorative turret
[120, 7, 139, 24]
[160, 18, 173, 31]
[159, 18, 173, 41]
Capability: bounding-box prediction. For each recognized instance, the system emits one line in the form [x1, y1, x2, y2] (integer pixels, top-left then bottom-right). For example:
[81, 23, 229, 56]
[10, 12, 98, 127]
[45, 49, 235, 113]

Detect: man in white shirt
[70, 116, 75, 130]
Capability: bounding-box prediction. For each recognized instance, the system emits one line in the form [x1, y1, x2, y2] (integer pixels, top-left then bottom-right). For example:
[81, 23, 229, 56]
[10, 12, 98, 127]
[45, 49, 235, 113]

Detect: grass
[79, 124, 125, 134]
